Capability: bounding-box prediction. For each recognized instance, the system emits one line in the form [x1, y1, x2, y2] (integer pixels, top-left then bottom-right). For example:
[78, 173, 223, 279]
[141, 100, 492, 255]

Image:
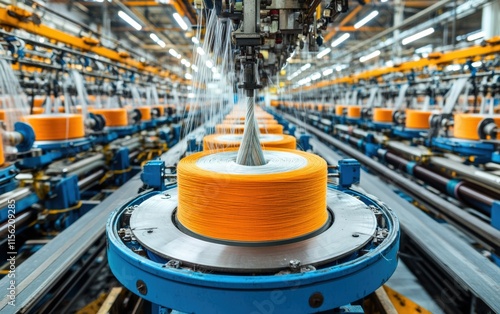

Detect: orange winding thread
[225, 113, 274, 120]
[347, 106, 362, 118]
[222, 118, 278, 125]
[203, 134, 296, 150]
[90, 108, 128, 127]
[405, 110, 432, 129]
[373, 108, 394, 123]
[137, 106, 152, 121]
[177, 149, 328, 242]
[215, 124, 283, 134]
[23, 114, 85, 141]
[0, 110, 6, 124]
[454, 114, 500, 140]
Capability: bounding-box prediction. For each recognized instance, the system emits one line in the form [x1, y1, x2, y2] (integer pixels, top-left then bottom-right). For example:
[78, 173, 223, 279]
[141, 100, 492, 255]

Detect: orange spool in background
[177, 149, 328, 242]
[23, 114, 85, 141]
[222, 118, 278, 125]
[32, 107, 44, 114]
[347, 106, 362, 118]
[335, 105, 348, 116]
[405, 109, 432, 129]
[454, 114, 500, 140]
[137, 106, 152, 121]
[215, 124, 283, 134]
[373, 108, 394, 123]
[90, 108, 128, 127]
[153, 105, 165, 117]
[203, 134, 296, 151]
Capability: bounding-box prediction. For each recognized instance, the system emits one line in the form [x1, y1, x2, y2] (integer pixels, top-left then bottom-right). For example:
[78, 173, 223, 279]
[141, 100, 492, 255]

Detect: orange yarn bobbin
[215, 124, 283, 134]
[347, 106, 362, 118]
[90, 108, 128, 127]
[203, 134, 296, 151]
[335, 105, 348, 116]
[454, 114, 500, 140]
[177, 149, 328, 242]
[405, 110, 432, 129]
[222, 119, 278, 125]
[373, 108, 394, 123]
[137, 106, 152, 121]
[0, 110, 6, 124]
[24, 114, 85, 141]
[32, 107, 44, 114]
[153, 105, 165, 116]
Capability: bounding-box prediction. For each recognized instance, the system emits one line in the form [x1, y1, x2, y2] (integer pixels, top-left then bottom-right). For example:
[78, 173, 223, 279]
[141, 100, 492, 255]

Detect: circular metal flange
[130, 188, 377, 273]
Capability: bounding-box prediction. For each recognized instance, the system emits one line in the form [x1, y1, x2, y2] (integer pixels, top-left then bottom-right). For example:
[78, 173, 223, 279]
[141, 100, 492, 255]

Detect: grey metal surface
[0, 126, 202, 314]
[0, 187, 33, 209]
[430, 156, 500, 192]
[305, 128, 500, 313]
[386, 141, 432, 159]
[130, 188, 377, 273]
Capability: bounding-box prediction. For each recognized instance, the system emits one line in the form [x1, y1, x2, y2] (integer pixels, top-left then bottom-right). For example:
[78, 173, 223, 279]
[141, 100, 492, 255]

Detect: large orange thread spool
[373, 108, 394, 123]
[222, 118, 278, 125]
[137, 106, 152, 121]
[177, 149, 328, 242]
[335, 105, 348, 116]
[90, 108, 128, 127]
[454, 114, 500, 140]
[405, 109, 432, 129]
[347, 106, 362, 118]
[203, 134, 296, 151]
[0, 110, 7, 124]
[215, 124, 283, 134]
[23, 114, 85, 141]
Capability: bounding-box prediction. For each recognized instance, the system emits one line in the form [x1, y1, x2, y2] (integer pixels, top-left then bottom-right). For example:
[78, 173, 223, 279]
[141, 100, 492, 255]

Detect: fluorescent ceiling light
[169, 48, 179, 57]
[317, 48, 331, 59]
[196, 47, 205, 55]
[354, 11, 379, 29]
[402, 27, 434, 45]
[323, 68, 334, 76]
[467, 31, 484, 41]
[192, 37, 200, 44]
[471, 61, 482, 67]
[187, 92, 195, 98]
[150, 33, 159, 42]
[310, 72, 322, 80]
[331, 33, 350, 47]
[381, 0, 388, 2]
[360, 50, 380, 62]
[185, 73, 193, 80]
[118, 11, 142, 31]
[206, 60, 213, 68]
[173, 12, 188, 31]
[385, 60, 394, 67]
[300, 63, 311, 71]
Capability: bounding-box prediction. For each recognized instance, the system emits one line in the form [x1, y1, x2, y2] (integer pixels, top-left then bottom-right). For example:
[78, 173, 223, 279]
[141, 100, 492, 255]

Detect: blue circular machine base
[107, 187, 399, 313]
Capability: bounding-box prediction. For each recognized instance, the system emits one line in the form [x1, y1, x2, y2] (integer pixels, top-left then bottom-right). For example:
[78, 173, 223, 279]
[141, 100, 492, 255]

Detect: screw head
[136, 280, 147, 295]
[309, 292, 324, 308]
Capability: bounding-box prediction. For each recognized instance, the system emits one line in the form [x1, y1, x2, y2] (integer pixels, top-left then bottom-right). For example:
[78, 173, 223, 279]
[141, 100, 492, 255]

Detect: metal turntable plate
[130, 188, 377, 273]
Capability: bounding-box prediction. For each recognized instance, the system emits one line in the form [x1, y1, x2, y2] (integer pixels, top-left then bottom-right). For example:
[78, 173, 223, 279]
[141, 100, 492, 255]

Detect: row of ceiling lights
[117, 8, 196, 79]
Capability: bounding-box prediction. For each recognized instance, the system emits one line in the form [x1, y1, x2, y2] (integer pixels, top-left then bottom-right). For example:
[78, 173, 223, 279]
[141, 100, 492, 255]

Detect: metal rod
[283, 113, 500, 249]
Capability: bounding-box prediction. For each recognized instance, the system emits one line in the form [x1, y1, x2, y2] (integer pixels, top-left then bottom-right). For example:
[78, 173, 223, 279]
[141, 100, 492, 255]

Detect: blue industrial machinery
[107, 159, 400, 313]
